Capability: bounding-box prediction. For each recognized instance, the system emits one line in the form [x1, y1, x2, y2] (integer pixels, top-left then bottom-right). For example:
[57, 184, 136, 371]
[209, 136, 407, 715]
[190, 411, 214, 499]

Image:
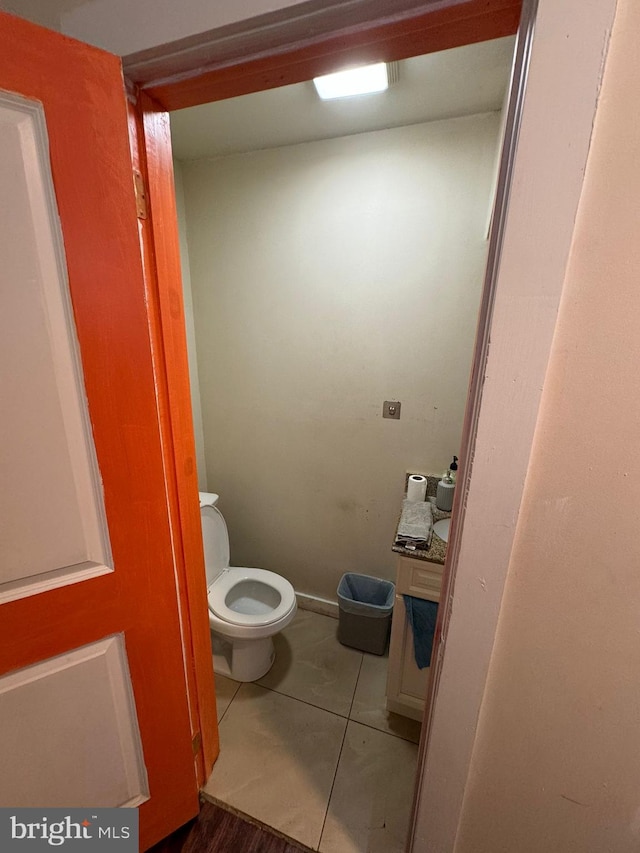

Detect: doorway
[170, 39, 514, 606]
[166, 33, 515, 853]
[124, 0, 586, 848]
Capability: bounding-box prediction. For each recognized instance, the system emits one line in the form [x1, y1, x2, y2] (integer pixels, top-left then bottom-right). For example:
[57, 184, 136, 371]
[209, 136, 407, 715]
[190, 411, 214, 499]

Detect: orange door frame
[126, 95, 219, 785]
[127, 0, 521, 794]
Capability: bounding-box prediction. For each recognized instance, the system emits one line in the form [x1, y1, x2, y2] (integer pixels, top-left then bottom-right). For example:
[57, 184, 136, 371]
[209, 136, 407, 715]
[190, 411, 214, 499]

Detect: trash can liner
[337, 573, 395, 617]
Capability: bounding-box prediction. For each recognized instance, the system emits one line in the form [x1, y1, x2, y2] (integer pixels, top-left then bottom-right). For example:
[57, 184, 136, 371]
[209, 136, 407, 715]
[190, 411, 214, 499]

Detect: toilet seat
[208, 567, 296, 628]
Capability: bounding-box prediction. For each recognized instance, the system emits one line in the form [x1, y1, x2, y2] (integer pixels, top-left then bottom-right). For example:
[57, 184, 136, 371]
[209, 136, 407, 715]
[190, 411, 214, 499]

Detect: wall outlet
[383, 400, 401, 419]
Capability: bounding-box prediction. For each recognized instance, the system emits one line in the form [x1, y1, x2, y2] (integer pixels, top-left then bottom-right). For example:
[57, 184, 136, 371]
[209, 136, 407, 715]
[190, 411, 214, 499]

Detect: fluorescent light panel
[313, 63, 388, 100]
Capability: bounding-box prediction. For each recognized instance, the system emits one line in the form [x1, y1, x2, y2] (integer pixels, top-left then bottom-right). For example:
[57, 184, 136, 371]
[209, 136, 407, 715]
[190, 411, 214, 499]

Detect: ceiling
[170, 36, 515, 161]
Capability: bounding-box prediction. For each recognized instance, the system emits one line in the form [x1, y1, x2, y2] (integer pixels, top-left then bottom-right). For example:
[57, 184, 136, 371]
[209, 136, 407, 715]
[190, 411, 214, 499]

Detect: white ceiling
[170, 36, 515, 161]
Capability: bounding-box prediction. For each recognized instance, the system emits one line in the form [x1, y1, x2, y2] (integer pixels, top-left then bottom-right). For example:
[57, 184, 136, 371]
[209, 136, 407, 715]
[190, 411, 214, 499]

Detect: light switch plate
[383, 400, 401, 419]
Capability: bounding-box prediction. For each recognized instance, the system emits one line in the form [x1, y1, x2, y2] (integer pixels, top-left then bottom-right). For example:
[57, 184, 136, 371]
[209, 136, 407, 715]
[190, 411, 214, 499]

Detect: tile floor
[203, 609, 422, 853]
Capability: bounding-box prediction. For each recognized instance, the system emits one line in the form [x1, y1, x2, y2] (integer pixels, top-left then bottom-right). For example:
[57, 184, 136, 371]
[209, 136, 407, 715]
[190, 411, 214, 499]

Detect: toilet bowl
[199, 492, 297, 682]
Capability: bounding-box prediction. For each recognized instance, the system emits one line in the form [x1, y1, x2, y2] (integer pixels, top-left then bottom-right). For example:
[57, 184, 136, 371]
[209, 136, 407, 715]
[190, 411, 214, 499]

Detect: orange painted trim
[125, 96, 204, 784]
[144, 0, 521, 111]
[128, 89, 219, 783]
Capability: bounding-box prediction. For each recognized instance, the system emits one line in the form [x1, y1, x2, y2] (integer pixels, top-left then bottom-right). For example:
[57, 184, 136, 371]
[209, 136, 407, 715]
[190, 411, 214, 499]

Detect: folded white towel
[396, 498, 433, 550]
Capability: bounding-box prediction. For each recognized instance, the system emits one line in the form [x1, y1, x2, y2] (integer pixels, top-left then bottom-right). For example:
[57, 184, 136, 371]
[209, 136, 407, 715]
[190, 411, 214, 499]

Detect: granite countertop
[391, 475, 451, 566]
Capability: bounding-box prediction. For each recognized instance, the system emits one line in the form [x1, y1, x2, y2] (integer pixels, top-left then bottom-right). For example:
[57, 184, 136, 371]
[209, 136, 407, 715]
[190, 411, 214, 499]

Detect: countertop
[391, 475, 451, 566]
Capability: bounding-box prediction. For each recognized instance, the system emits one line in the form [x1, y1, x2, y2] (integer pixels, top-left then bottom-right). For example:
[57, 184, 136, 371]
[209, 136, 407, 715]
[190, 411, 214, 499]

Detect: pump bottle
[436, 456, 458, 512]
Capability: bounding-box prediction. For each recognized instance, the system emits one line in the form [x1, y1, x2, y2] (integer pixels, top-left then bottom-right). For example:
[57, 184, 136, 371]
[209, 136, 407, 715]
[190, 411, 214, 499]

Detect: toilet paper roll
[406, 474, 427, 503]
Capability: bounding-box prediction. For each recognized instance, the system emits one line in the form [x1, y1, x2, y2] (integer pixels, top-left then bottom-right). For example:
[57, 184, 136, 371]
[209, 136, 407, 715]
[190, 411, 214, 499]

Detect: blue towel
[403, 596, 439, 669]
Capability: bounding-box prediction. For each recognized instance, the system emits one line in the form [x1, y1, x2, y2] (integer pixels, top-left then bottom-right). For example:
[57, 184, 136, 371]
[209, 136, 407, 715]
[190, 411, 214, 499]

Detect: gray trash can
[337, 573, 395, 655]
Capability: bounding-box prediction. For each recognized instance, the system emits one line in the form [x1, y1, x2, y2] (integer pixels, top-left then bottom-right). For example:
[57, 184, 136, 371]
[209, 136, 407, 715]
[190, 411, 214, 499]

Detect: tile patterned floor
[203, 610, 421, 852]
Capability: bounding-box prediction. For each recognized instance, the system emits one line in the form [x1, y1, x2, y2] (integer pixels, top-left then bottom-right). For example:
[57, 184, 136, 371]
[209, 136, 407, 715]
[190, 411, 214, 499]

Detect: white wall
[180, 113, 500, 601]
[173, 161, 207, 491]
[453, 0, 640, 848]
[413, 0, 619, 848]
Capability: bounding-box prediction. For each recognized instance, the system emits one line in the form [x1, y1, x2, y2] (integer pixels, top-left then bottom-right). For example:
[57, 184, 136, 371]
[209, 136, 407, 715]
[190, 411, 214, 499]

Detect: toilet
[199, 492, 297, 682]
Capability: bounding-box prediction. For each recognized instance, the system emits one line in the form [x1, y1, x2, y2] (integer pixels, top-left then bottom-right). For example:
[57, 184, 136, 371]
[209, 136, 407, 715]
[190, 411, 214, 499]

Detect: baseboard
[295, 592, 338, 619]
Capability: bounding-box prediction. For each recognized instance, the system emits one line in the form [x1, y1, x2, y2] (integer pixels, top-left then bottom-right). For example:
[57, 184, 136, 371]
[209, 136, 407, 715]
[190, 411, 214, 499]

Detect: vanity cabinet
[386, 555, 443, 721]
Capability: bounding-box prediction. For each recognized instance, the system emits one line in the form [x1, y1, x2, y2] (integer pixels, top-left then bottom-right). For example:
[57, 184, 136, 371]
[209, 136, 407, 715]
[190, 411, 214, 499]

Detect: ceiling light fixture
[313, 62, 389, 100]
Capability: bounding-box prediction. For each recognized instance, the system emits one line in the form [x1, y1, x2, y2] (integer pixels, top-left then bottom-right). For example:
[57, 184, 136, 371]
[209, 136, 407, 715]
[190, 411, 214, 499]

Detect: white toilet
[199, 492, 297, 682]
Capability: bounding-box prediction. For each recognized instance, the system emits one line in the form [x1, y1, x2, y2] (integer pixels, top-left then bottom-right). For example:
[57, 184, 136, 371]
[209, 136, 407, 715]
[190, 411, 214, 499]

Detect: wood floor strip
[149, 799, 314, 852]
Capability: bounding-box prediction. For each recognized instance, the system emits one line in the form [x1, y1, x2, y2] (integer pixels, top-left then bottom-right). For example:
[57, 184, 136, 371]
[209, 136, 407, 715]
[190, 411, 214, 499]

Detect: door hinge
[133, 169, 148, 219]
[192, 731, 202, 756]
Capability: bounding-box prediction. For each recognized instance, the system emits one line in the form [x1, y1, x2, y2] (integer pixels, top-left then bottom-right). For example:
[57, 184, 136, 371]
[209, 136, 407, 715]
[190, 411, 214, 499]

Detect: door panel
[0, 12, 201, 849]
[0, 91, 112, 603]
[0, 637, 147, 807]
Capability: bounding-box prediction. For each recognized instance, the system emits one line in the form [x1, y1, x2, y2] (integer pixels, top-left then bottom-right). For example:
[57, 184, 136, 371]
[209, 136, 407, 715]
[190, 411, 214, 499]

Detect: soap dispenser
[436, 457, 458, 512]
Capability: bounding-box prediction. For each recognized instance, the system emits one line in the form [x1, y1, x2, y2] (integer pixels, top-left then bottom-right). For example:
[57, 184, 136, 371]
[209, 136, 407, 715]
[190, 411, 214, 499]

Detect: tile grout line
[316, 653, 364, 851]
[347, 652, 364, 720]
[225, 678, 355, 720]
[217, 663, 420, 742]
[216, 682, 242, 726]
[224, 656, 420, 734]
[343, 715, 421, 744]
[218, 686, 419, 743]
[256, 681, 355, 720]
[346, 651, 423, 743]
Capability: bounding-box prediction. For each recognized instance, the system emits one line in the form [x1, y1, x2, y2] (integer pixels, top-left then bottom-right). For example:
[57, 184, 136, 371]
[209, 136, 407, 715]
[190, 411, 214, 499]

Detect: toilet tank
[198, 492, 230, 586]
